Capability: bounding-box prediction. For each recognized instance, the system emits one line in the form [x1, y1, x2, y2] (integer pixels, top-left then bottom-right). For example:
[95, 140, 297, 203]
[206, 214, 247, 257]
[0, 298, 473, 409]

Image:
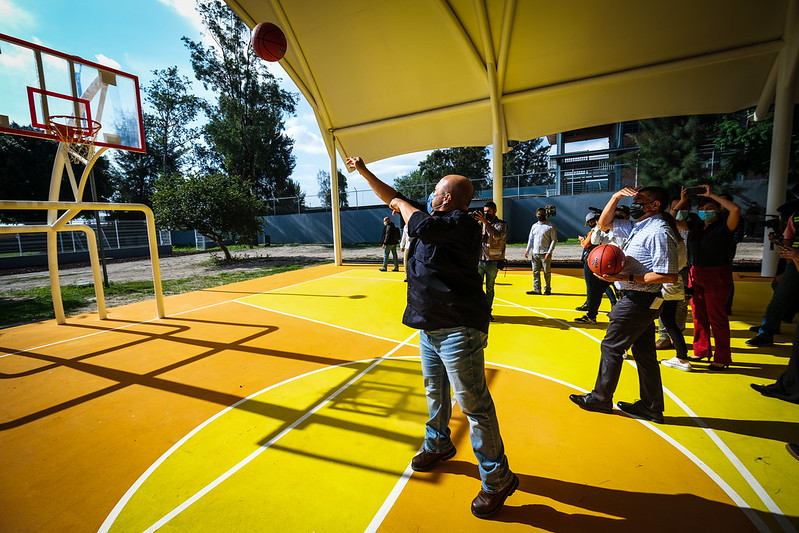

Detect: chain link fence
[0, 220, 171, 257]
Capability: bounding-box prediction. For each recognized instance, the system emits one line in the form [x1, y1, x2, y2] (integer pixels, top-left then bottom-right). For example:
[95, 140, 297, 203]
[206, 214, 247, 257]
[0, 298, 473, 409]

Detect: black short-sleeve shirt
[403, 209, 490, 333]
[687, 217, 734, 267]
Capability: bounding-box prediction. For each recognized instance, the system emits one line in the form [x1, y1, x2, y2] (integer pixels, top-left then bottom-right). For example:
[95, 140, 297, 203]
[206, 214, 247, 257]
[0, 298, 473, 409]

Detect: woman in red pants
[674, 185, 741, 370]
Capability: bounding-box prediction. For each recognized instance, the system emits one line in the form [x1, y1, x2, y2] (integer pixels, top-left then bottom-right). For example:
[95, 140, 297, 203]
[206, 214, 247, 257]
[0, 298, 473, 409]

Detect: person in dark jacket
[380, 216, 401, 271]
[348, 156, 518, 520]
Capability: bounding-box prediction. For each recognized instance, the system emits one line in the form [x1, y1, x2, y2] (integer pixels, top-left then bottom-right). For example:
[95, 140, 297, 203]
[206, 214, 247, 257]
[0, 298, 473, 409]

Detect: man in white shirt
[524, 207, 557, 295]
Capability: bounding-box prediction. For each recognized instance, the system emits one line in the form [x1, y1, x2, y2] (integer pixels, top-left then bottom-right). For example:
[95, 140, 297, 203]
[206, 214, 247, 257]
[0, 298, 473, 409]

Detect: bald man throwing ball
[348, 156, 517, 519]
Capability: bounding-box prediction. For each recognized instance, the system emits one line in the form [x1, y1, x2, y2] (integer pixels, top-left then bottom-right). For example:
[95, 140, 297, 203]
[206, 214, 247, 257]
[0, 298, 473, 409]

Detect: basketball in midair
[251, 22, 287, 62]
[587, 244, 626, 276]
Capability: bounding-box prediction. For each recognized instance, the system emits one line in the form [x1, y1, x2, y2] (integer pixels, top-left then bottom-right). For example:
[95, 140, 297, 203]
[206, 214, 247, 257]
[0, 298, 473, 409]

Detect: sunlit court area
[0, 264, 796, 531]
[3, 0, 799, 531]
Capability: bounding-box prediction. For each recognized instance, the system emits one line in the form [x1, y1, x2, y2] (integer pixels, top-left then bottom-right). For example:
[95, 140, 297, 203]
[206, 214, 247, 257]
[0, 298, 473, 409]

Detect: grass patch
[0, 262, 316, 328]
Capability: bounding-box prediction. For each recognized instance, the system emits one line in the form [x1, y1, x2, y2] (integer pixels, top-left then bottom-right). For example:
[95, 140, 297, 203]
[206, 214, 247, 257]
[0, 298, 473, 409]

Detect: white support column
[762, 49, 796, 277]
[328, 133, 343, 266]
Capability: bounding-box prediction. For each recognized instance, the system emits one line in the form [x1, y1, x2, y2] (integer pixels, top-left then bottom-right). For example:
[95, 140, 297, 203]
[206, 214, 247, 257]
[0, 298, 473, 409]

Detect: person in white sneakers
[660, 222, 691, 372]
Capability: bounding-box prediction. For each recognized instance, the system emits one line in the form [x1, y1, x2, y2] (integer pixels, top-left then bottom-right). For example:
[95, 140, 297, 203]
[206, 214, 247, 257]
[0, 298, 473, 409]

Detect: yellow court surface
[1, 263, 797, 532]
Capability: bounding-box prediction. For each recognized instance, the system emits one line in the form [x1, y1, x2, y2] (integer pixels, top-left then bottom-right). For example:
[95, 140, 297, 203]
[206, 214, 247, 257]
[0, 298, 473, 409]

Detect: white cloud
[155, 0, 205, 34]
[0, 0, 34, 31]
[94, 54, 121, 70]
[285, 114, 326, 155]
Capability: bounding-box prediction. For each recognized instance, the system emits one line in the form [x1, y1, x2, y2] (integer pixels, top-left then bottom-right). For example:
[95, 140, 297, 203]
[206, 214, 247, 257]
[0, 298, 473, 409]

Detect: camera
[685, 186, 706, 196]
[471, 210, 482, 219]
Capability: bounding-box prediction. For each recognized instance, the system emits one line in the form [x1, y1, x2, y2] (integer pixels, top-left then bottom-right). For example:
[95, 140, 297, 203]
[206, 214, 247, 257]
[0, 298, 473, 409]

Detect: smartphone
[685, 186, 705, 196]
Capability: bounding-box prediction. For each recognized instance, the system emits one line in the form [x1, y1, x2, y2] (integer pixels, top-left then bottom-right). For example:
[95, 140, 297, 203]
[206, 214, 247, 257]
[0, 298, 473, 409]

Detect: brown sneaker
[411, 447, 456, 472]
[471, 473, 519, 518]
[655, 338, 673, 350]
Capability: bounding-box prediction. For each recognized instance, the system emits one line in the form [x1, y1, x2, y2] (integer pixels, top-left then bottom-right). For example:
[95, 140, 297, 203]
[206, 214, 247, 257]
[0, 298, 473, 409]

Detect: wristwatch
[629, 273, 635, 283]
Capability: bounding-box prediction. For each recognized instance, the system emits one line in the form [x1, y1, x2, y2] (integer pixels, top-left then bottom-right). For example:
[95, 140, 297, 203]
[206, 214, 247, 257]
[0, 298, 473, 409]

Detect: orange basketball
[251, 22, 287, 62]
[587, 244, 626, 275]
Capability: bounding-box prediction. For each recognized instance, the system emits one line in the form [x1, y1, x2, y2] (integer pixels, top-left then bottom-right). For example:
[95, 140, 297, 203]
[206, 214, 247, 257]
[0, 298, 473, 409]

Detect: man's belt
[621, 290, 659, 305]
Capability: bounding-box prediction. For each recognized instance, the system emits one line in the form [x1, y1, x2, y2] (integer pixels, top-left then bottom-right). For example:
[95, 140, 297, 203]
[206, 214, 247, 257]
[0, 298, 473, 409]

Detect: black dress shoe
[471, 473, 519, 518]
[750, 383, 778, 398]
[575, 304, 589, 311]
[788, 443, 799, 461]
[569, 393, 613, 414]
[411, 447, 456, 472]
[617, 400, 664, 424]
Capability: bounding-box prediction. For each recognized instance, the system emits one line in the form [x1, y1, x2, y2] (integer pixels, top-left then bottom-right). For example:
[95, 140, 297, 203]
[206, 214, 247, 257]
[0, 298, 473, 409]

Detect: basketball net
[47, 115, 101, 165]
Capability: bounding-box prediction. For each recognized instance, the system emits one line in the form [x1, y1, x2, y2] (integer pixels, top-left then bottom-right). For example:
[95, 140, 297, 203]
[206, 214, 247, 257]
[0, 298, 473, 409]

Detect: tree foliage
[394, 147, 489, 200]
[714, 108, 799, 184]
[502, 138, 551, 186]
[0, 128, 114, 223]
[144, 66, 203, 175]
[152, 172, 266, 260]
[183, 0, 300, 202]
[316, 169, 348, 209]
[617, 115, 719, 195]
[108, 66, 201, 218]
[393, 169, 427, 201]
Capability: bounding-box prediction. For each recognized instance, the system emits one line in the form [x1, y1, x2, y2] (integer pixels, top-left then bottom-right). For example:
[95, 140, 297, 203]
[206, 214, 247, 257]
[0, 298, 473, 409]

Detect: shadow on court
[441, 460, 771, 531]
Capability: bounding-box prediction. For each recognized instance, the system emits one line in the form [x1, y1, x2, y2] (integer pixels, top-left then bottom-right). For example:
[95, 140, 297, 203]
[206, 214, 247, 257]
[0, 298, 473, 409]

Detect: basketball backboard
[0, 33, 146, 153]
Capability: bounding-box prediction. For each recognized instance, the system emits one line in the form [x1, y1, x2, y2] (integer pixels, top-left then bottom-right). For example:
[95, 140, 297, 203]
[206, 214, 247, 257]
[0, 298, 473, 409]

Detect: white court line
[0, 269, 354, 360]
[496, 297, 786, 533]
[235, 300, 418, 348]
[138, 330, 420, 533]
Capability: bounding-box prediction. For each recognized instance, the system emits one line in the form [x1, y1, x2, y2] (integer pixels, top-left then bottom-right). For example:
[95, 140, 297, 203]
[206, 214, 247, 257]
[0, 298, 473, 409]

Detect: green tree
[152, 172, 266, 260]
[0, 128, 114, 223]
[144, 66, 203, 175]
[316, 169, 348, 209]
[502, 138, 551, 186]
[108, 66, 201, 218]
[419, 147, 490, 185]
[714, 108, 799, 184]
[107, 128, 159, 218]
[393, 169, 427, 201]
[393, 147, 490, 200]
[618, 115, 719, 194]
[183, 0, 300, 202]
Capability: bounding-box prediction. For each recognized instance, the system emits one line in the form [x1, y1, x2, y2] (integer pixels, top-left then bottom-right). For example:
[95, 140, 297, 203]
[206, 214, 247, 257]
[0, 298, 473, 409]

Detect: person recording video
[473, 201, 507, 320]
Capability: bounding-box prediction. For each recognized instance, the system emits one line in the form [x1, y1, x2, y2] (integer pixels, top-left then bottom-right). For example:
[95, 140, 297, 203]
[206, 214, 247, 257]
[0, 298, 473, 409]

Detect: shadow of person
[439, 461, 769, 531]
[664, 415, 799, 443]
[492, 315, 573, 330]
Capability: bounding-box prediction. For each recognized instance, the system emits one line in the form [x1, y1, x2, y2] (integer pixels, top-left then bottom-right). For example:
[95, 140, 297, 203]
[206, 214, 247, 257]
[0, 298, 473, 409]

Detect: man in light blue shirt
[570, 186, 678, 424]
[524, 207, 557, 295]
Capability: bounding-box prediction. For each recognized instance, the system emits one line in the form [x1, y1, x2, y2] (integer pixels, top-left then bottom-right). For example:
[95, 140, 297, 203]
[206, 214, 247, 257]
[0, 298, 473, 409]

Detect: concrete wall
[260, 179, 769, 244]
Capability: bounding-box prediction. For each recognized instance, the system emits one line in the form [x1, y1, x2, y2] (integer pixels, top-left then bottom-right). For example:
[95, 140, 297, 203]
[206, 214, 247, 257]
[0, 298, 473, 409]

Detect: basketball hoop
[47, 115, 102, 164]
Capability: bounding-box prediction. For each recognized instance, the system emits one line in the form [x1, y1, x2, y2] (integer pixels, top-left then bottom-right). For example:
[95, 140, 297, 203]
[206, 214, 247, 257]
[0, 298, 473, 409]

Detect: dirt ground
[0, 241, 766, 292]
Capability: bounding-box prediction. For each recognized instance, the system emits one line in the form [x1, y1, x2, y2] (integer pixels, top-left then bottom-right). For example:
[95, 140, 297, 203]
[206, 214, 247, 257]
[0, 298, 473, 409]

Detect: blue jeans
[419, 326, 513, 492]
[477, 260, 499, 312]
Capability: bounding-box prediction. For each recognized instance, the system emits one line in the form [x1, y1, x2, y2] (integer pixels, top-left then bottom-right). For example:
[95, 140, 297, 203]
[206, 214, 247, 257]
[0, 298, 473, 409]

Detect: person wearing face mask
[673, 185, 741, 370]
[524, 208, 557, 295]
[474, 201, 508, 320]
[574, 210, 619, 324]
[379, 216, 401, 272]
[569, 186, 678, 424]
[656, 198, 693, 355]
[348, 156, 518, 519]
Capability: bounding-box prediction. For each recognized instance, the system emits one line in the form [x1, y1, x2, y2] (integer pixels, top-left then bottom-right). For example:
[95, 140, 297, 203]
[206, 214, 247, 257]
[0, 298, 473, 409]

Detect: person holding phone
[672, 185, 741, 370]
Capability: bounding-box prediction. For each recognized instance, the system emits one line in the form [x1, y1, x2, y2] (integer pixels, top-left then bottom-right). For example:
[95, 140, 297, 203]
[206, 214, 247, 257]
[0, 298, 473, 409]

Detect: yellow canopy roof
[225, 0, 797, 163]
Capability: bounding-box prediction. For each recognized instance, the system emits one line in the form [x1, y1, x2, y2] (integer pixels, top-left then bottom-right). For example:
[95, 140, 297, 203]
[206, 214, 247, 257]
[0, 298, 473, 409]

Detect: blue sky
[0, 0, 432, 206]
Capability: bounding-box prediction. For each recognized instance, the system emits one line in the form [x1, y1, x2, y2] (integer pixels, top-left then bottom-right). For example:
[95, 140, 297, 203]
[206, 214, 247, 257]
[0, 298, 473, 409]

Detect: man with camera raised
[474, 201, 507, 320]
